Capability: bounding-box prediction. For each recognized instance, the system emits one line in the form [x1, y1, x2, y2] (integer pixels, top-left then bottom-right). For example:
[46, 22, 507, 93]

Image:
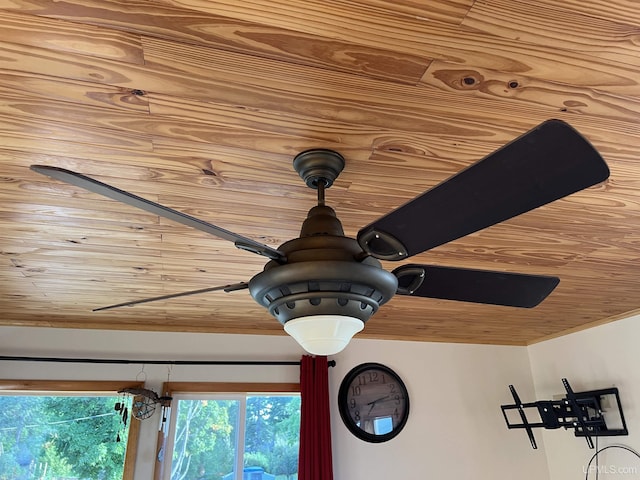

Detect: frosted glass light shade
[283, 315, 364, 355]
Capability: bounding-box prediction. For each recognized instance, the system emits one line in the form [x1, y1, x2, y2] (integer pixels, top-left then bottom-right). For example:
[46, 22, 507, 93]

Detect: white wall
[332, 339, 549, 480]
[0, 326, 549, 480]
[528, 314, 640, 480]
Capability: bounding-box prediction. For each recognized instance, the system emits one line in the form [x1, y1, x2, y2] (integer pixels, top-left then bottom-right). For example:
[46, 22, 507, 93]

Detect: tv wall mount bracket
[501, 378, 628, 449]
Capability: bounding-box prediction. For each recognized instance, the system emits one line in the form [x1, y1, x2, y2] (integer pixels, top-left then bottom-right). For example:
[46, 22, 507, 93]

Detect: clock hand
[366, 395, 390, 406]
[366, 395, 391, 414]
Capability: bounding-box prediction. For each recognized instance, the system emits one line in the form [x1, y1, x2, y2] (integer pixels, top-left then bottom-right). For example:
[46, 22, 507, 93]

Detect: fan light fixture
[284, 315, 364, 355]
[247, 245, 399, 355]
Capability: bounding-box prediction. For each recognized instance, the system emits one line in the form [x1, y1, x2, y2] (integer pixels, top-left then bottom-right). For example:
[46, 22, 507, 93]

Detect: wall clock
[338, 362, 409, 442]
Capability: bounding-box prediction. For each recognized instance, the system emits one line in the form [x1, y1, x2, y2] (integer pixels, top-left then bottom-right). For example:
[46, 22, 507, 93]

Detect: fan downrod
[293, 149, 345, 189]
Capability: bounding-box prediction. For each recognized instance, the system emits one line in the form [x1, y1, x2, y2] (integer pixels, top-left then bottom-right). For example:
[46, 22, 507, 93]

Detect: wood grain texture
[349, 0, 475, 24]
[0, 72, 149, 112]
[153, 0, 640, 94]
[163, 382, 300, 394]
[463, 0, 640, 67]
[0, 380, 144, 392]
[0, 0, 430, 83]
[0, 9, 144, 64]
[156, 0, 475, 26]
[520, 0, 640, 28]
[0, 0, 639, 346]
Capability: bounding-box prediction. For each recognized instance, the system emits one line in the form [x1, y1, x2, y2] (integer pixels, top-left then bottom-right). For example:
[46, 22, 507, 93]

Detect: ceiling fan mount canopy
[293, 148, 345, 189]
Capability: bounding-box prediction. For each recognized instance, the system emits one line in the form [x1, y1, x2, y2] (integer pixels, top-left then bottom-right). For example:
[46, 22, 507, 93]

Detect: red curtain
[298, 355, 334, 480]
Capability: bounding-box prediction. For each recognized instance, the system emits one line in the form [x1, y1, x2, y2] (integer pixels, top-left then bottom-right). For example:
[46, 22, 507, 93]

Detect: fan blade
[93, 281, 249, 311]
[358, 119, 610, 260]
[393, 264, 559, 308]
[30, 165, 285, 262]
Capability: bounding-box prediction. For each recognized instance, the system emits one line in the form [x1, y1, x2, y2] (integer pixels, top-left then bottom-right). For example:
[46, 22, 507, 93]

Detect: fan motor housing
[248, 234, 398, 326]
[249, 176, 398, 326]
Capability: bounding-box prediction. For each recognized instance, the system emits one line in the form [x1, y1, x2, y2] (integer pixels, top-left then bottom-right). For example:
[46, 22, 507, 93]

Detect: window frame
[154, 382, 300, 480]
[0, 379, 144, 480]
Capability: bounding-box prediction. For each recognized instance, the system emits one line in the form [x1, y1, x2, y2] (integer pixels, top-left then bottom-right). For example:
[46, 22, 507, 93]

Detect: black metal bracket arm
[501, 378, 628, 449]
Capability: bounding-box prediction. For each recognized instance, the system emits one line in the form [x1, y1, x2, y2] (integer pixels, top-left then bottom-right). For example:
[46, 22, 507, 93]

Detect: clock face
[338, 363, 409, 442]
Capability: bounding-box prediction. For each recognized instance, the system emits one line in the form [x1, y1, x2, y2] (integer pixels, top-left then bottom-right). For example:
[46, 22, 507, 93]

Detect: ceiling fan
[31, 119, 610, 355]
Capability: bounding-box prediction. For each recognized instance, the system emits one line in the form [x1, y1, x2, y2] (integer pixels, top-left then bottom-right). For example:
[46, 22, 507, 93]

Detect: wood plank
[0, 0, 429, 84]
[142, 38, 640, 141]
[421, 61, 640, 124]
[0, 113, 153, 152]
[0, 72, 148, 112]
[1, 164, 310, 245]
[0, 177, 312, 234]
[149, 91, 548, 162]
[1, 36, 637, 150]
[521, 0, 640, 28]
[151, 0, 640, 96]
[0, 12, 637, 112]
[2, 111, 636, 220]
[346, 0, 474, 25]
[0, 310, 286, 334]
[0, 9, 144, 64]
[1, 89, 622, 206]
[0, 212, 165, 238]
[0, 380, 145, 392]
[0, 144, 221, 177]
[163, 382, 300, 394]
[463, 0, 640, 67]
[7, 249, 262, 274]
[0, 89, 343, 156]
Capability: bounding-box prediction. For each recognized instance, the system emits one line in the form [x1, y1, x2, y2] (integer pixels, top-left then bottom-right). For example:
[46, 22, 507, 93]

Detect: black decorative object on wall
[501, 378, 628, 449]
[338, 362, 409, 443]
[118, 387, 172, 421]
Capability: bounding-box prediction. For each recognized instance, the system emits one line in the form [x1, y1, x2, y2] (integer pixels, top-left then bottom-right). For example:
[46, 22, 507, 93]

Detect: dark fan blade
[358, 119, 610, 260]
[393, 264, 559, 308]
[93, 282, 249, 311]
[30, 165, 285, 262]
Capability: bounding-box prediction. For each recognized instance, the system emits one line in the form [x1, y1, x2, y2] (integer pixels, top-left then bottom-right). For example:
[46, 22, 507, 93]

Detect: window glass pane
[0, 394, 132, 480]
[171, 399, 240, 480]
[244, 396, 300, 480]
[168, 395, 300, 480]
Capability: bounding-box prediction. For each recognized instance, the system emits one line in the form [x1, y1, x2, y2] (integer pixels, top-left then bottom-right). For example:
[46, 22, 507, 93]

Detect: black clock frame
[337, 362, 410, 443]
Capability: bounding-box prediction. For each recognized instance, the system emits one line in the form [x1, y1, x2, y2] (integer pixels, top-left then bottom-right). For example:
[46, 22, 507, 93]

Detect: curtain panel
[298, 355, 334, 480]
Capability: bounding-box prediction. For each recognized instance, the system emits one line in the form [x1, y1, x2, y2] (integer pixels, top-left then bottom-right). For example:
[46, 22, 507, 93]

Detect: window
[158, 383, 300, 480]
[0, 380, 142, 480]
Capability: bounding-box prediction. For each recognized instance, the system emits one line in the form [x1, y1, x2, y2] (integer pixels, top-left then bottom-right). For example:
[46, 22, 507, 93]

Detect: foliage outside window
[0, 381, 141, 480]
[159, 383, 300, 480]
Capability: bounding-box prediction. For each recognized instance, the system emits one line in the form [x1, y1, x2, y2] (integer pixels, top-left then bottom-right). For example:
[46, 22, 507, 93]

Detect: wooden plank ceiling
[1, 0, 639, 345]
